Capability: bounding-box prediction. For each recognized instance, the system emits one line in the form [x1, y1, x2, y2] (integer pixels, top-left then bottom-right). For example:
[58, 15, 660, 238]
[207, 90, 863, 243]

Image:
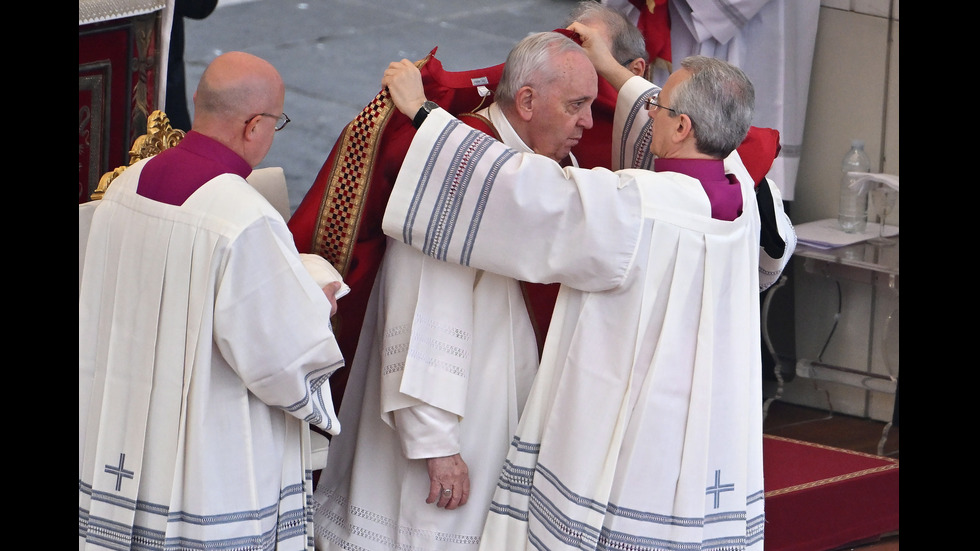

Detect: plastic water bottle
[838, 139, 871, 233]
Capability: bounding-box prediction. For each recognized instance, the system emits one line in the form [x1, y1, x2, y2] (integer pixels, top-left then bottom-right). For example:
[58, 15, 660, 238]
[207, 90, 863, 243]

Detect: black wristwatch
[412, 101, 439, 129]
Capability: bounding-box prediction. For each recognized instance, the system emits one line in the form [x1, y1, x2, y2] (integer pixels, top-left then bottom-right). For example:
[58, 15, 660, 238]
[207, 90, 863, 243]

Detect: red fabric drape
[629, 0, 671, 64]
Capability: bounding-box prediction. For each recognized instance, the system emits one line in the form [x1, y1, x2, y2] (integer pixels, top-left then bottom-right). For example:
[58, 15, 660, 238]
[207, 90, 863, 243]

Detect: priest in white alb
[78, 51, 345, 550]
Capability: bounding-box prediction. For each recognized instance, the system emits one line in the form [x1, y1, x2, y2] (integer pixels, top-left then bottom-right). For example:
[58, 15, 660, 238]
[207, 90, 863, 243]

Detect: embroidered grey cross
[105, 453, 134, 491]
[705, 469, 735, 509]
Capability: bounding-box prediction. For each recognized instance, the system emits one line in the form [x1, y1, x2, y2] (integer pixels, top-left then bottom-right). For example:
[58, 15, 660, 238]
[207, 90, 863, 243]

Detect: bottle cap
[852, 139, 864, 148]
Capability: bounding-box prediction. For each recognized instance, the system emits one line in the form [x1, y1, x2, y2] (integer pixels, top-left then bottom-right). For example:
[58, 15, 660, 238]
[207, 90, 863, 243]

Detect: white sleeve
[383, 109, 645, 292]
[393, 404, 461, 459]
[214, 213, 345, 436]
[613, 76, 660, 171]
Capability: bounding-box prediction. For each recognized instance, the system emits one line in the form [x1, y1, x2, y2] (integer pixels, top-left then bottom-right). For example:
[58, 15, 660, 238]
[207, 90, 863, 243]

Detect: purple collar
[138, 131, 252, 205]
[653, 157, 743, 221]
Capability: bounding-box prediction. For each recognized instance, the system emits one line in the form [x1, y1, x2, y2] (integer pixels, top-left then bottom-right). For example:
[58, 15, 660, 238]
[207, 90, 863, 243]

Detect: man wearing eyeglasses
[79, 51, 344, 549]
[565, 1, 792, 293]
[379, 21, 772, 550]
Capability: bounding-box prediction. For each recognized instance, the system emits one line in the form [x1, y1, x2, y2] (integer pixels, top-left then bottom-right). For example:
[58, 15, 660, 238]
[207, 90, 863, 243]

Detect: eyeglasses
[246, 112, 291, 131]
[644, 97, 678, 115]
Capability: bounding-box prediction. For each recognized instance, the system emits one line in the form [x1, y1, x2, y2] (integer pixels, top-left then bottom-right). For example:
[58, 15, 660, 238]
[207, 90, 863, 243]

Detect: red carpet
[763, 435, 899, 550]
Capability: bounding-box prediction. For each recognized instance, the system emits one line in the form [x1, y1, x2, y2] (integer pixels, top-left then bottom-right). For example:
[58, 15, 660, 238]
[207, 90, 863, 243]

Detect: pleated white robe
[382, 77, 765, 550]
[79, 164, 344, 550]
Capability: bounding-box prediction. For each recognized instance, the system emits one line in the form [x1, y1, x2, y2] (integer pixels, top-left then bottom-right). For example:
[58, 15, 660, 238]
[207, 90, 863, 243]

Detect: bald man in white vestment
[78, 51, 345, 550]
[380, 22, 768, 551]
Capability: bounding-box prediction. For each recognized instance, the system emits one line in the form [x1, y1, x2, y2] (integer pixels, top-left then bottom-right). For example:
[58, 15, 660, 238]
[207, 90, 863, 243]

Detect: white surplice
[382, 76, 765, 550]
[310, 102, 541, 551]
[79, 161, 344, 550]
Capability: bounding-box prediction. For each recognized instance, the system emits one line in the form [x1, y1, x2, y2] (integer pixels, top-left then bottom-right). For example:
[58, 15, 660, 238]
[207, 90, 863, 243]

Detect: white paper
[794, 218, 898, 249]
[300, 254, 351, 299]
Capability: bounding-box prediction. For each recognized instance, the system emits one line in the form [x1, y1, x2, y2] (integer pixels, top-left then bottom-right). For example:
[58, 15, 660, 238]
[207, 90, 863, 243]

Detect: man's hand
[425, 454, 470, 510]
[567, 21, 635, 91]
[321, 281, 341, 316]
[382, 59, 428, 119]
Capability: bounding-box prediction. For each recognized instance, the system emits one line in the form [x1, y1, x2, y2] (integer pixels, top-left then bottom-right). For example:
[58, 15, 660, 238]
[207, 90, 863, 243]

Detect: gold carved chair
[92, 110, 187, 200]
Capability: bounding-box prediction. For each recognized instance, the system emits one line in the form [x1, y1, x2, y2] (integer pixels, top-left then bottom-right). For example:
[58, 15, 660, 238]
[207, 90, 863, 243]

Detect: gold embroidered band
[310, 56, 432, 276]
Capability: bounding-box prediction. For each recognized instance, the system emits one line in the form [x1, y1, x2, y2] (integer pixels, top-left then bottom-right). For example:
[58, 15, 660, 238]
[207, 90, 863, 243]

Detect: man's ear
[242, 114, 260, 140]
[673, 113, 695, 144]
[516, 86, 535, 122]
[627, 58, 647, 78]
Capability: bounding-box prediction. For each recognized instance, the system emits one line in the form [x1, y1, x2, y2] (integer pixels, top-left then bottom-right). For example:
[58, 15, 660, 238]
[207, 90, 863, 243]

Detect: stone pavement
[184, 0, 579, 214]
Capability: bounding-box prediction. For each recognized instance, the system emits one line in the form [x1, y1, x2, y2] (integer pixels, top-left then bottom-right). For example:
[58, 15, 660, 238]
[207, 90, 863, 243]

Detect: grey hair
[195, 79, 251, 119]
[196, 67, 273, 120]
[495, 32, 586, 106]
[565, 1, 647, 66]
[670, 55, 755, 158]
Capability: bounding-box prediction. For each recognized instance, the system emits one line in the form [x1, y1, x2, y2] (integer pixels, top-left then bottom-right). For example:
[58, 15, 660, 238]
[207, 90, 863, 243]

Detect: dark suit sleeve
[756, 178, 786, 259]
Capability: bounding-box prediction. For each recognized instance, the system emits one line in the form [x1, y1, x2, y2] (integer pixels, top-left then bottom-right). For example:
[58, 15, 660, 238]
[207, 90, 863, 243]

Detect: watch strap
[412, 101, 438, 129]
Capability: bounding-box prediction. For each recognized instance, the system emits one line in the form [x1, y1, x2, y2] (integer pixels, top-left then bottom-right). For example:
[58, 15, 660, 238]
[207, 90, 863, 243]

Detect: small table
[764, 234, 898, 454]
[795, 238, 899, 284]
